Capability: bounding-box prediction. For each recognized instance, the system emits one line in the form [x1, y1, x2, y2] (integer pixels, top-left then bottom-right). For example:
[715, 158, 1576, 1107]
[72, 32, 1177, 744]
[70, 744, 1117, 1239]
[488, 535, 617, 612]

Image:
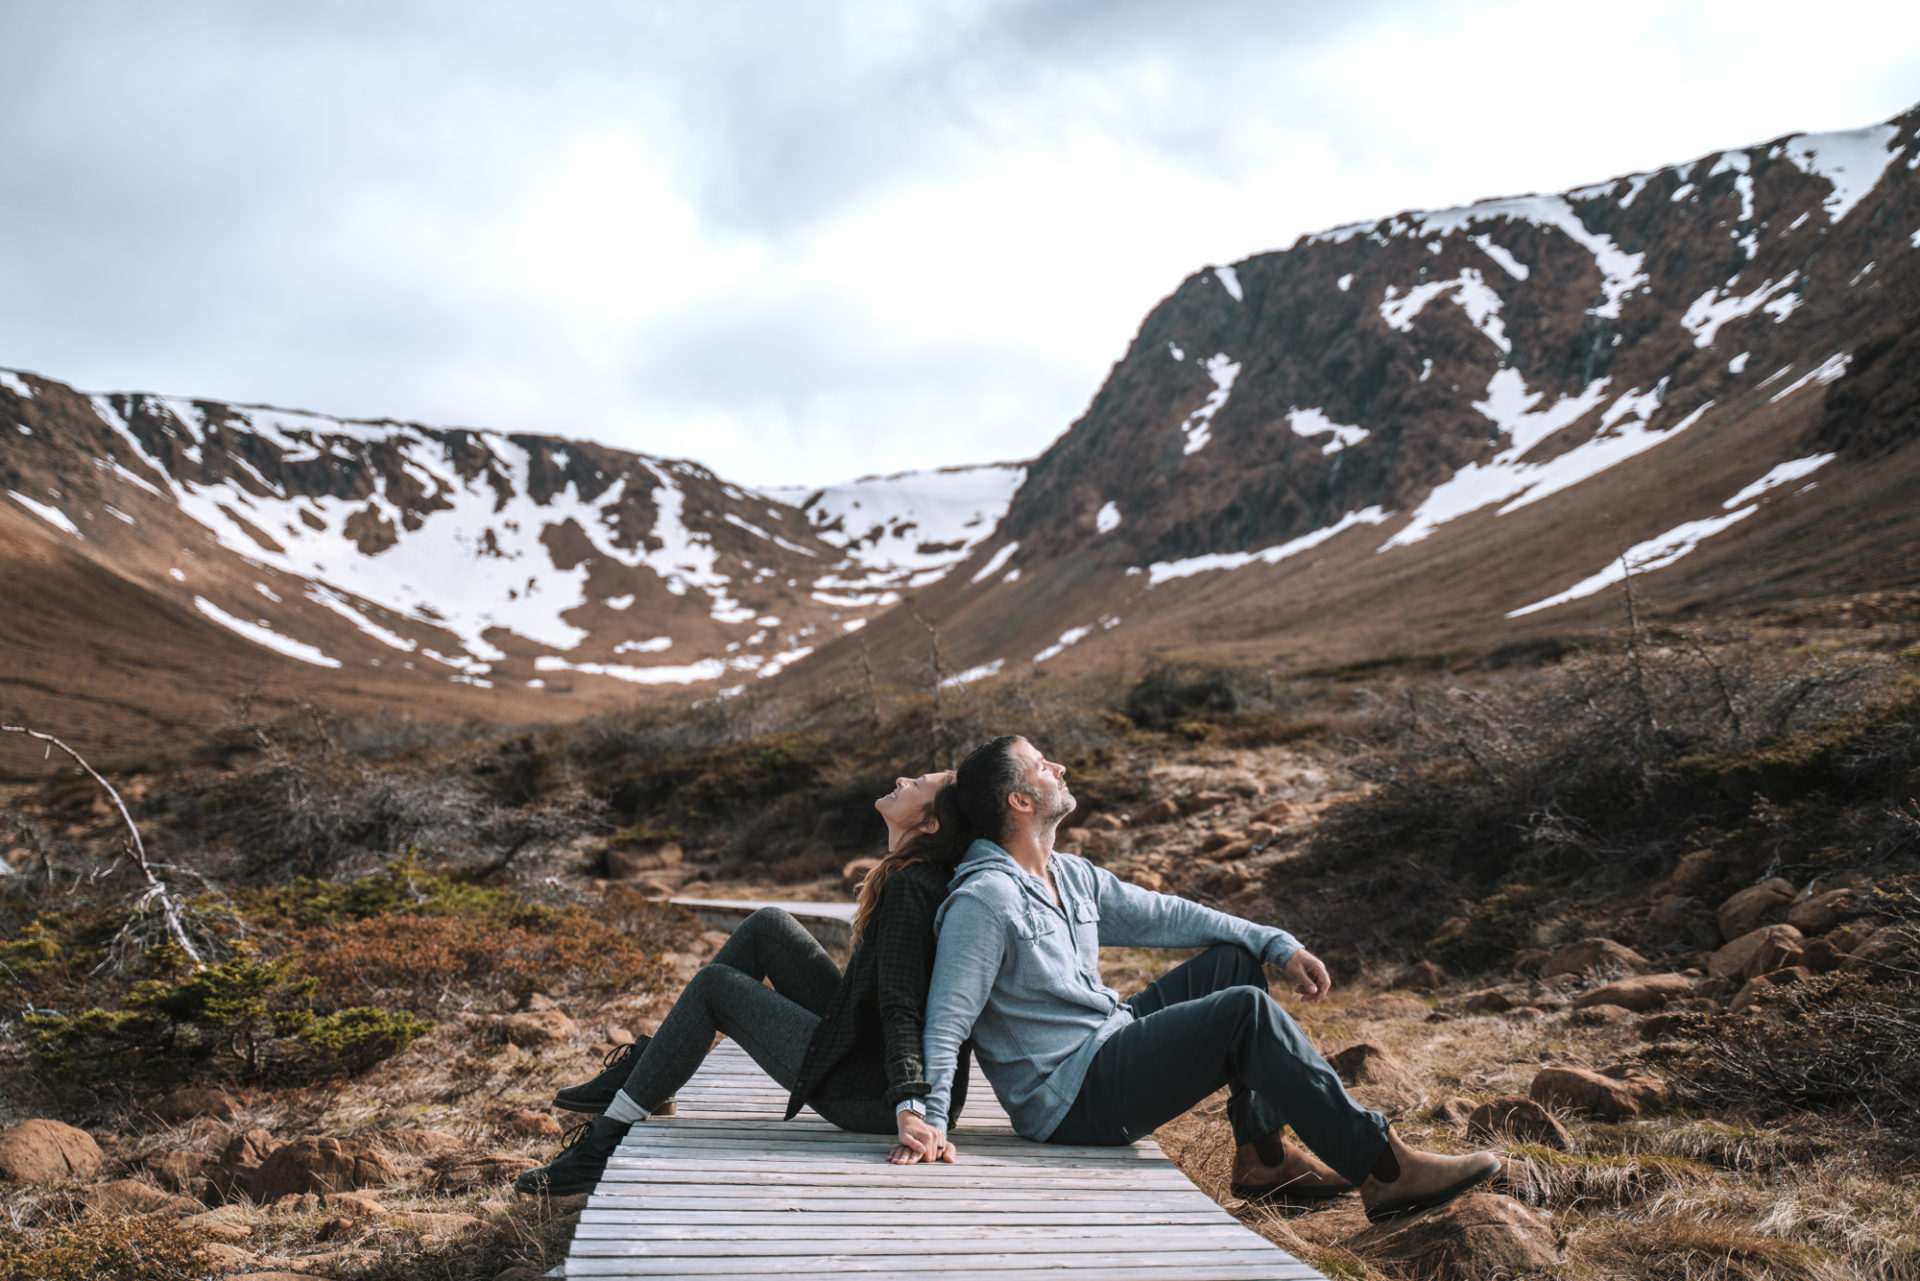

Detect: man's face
[1011, 737, 1074, 825]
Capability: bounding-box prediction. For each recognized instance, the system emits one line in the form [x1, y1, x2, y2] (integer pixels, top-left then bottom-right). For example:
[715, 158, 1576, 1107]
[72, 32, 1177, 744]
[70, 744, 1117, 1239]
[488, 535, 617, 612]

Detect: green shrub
[22, 944, 429, 1085]
[0, 1216, 210, 1281]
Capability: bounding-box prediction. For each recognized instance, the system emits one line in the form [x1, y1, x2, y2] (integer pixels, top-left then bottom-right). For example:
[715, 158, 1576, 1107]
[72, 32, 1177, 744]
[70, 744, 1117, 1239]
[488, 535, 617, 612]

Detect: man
[909, 734, 1500, 1220]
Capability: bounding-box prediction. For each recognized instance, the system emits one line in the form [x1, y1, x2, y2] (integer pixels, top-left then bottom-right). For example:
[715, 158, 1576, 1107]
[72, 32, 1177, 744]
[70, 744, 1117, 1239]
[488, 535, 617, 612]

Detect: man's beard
[1042, 787, 1075, 825]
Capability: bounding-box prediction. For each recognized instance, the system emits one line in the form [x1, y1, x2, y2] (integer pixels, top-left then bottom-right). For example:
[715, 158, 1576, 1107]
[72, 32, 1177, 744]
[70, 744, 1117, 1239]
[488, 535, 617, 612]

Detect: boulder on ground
[1787, 888, 1863, 936]
[502, 1008, 576, 1048]
[1179, 791, 1233, 814]
[1345, 1193, 1562, 1278]
[210, 1127, 278, 1198]
[840, 857, 881, 894]
[0, 1118, 104, 1184]
[1328, 1043, 1416, 1091]
[1530, 1065, 1670, 1120]
[1572, 972, 1694, 1012]
[81, 1177, 203, 1217]
[1245, 821, 1281, 842]
[321, 1191, 388, 1219]
[1125, 868, 1165, 892]
[1510, 948, 1552, 976]
[502, 1110, 562, 1139]
[435, 1153, 540, 1193]
[1205, 840, 1254, 863]
[1640, 895, 1717, 953]
[1430, 1097, 1478, 1127]
[1253, 798, 1304, 824]
[1707, 924, 1805, 982]
[1539, 938, 1650, 979]
[1198, 829, 1244, 853]
[144, 1148, 214, 1193]
[1717, 879, 1796, 941]
[1569, 1003, 1636, 1027]
[254, 1137, 400, 1200]
[1847, 925, 1919, 971]
[1459, 988, 1514, 1014]
[1084, 813, 1125, 832]
[1133, 799, 1180, 825]
[152, 1087, 241, 1125]
[1349, 994, 1430, 1021]
[1389, 960, 1447, 991]
[1467, 1097, 1572, 1150]
[1799, 937, 1845, 973]
[605, 842, 683, 879]
[1730, 965, 1813, 1011]
[369, 1128, 467, 1160]
[1663, 849, 1727, 898]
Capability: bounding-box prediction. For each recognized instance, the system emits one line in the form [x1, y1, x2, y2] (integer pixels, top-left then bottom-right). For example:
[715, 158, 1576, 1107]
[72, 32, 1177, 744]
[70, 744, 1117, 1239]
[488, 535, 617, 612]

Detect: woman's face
[874, 770, 953, 837]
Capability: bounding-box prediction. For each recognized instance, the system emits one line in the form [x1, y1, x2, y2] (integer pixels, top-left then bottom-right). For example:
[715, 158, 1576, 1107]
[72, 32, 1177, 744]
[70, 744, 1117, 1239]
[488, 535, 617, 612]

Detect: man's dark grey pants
[1047, 944, 1391, 1184]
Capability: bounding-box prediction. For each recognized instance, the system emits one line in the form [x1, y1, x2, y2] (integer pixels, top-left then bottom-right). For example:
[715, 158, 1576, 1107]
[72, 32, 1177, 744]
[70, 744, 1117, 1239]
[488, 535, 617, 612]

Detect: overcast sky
[3, 2, 1918, 487]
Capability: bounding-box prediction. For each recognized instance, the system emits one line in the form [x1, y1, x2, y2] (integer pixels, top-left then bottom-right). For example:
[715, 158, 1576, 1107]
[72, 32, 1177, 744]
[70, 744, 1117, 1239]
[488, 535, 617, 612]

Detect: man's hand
[1284, 949, 1332, 1001]
[888, 1112, 956, 1165]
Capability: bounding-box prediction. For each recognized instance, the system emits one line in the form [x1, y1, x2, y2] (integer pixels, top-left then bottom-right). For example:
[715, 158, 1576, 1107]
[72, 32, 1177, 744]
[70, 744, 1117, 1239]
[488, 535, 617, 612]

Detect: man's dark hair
[956, 735, 1027, 844]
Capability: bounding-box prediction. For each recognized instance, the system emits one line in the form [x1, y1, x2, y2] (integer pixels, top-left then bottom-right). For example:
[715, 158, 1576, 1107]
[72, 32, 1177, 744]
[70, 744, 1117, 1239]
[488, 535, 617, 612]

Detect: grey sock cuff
[604, 1089, 651, 1125]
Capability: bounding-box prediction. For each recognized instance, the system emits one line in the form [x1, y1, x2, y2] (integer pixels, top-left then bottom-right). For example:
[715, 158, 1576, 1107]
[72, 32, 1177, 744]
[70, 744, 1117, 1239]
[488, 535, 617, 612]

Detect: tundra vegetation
[0, 596, 1915, 1279]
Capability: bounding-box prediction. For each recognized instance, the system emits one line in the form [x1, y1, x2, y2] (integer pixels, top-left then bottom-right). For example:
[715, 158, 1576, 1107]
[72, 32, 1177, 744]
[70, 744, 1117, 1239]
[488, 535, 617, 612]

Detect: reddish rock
[1125, 868, 1165, 892]
[1572, 972, 1695, 1011]
[1827, 919, 1889, 954]
[435, 1152, 540, 1193]
[1636, 1011, 1700, 1041]
[503, 1110, 562, 1139]
[1799, 937, 1845, 973]
[1252, 798, 1304, 824]
[1663, 849, 1727, 898]
[0, 1118, 104, 1184]
[1389, 960, 1447, 991]
[1539, 938, 1650, 979]
[1349, 994, 1430, 1020]
[1328, 1043, 1416, 1091]
[1198, 829, 1243, 853]
[840, 856, 881, 894]
[1179, 791, 1233, 814]
[1133, 799, 1180, 825]
[1430, 1096, 1478, 1127]
[254, 1137, 400, 1200]
[143, 1148, 214, 1193]
[1467, 1097, 1572, 1150]
[1708, 924, 1805, 982]
[210, 1127, 278, 1199]
[1730, 965, 1813, 1011]
[1205, 839, 1254, 862]
[1569, 1003, 1637, 1027]
[1459, 988, 1514, 1013]
[1716, 879, 1797, 941]
[1847, 925, 1919, 971]
[1346, 1193, 1562, 1277]
[1640, 895, 1717, 953]
[1786, 888, 1862, 936]
[502, 1008, 577, 1048]
[1084, 813, 1126, 832]
[605, 842, 683, 879]
[152, 1087, 240, 1125]
[1510, 948, 1552, 975]
[321, 1191, 388, 1219]
[1530, 1065, 1670, 1120]
[368, 1128, 467, 1160]
[81, 1177, 202, 1217]
[1245, 821, 1281, 842]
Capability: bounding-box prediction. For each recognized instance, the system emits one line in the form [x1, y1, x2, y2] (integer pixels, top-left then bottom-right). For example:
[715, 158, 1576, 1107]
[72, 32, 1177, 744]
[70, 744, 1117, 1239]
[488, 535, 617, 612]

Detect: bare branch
[1, 722, 207, 968]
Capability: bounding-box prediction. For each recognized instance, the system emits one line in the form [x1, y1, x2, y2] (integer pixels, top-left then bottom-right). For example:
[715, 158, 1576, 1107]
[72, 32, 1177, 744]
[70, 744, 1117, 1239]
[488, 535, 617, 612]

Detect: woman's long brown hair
[850, 783, 974, 946]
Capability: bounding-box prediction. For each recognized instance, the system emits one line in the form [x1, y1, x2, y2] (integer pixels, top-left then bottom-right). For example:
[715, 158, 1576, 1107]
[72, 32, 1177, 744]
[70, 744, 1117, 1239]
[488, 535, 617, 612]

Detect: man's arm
[1087, 859, 1303, 966]
[917, 889, 1007, 1137]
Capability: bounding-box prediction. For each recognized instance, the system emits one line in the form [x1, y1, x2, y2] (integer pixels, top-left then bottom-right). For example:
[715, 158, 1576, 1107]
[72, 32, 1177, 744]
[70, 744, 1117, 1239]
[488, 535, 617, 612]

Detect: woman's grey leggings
[620, 907, 898, 1134]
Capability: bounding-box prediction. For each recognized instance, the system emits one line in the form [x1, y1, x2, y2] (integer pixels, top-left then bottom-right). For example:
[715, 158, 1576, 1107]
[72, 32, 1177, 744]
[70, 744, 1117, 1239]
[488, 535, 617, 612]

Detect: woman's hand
[889, 1112, 957, 1164]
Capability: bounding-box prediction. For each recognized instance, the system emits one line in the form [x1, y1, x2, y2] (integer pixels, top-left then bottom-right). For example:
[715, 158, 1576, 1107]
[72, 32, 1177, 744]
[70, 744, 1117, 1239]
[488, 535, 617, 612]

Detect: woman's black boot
[552, 1037, 673, 1114]
[515, 1115, 632, 1196]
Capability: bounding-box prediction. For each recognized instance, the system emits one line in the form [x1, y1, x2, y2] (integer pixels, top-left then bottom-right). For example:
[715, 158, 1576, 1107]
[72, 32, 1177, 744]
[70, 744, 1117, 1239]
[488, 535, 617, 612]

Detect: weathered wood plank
[564, 1263, 1315, 1281]
[572, 1228, 1263, 1250]
[573, 1222, 1252, 1241]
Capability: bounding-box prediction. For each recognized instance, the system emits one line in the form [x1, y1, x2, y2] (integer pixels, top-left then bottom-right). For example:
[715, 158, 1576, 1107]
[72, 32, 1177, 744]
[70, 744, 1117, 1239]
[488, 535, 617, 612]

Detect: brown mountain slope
[804, 105, 1920, 688]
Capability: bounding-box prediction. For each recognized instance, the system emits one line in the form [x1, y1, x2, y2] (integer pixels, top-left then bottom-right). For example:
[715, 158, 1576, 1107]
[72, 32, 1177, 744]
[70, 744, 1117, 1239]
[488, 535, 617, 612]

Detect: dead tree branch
[2, 722, 207, 969]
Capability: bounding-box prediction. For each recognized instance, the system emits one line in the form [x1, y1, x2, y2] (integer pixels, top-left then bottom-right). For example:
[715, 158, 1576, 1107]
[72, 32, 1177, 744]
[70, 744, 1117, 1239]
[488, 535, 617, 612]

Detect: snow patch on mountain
[1095, 502, 1121, 533]
[194, 596, 341, 668]
[1682, 274, 1801, 348]
[1507, 506, 1759, 618]
[1380, 267, 1511, 353]
[0, 371, 34, 400]
[1774, 123, 1903, 223]
[1213, 265, 1243, 302]
[970, 541, 1020, 583]
[1768, 353, 1851, 403]
[769, 462, 1026, 599]
[6, 490, 81, 535]
[1725, 454, 1836, 507]
[1145, 507, 1392, 585]
[1179, 354, 1240, 455]
[1286, 408, 1369, 455]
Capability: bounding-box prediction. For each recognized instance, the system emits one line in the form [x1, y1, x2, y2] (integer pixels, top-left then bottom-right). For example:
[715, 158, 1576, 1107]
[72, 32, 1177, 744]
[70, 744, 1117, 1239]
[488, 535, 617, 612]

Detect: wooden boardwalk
[563, 1041, 1325, 1279]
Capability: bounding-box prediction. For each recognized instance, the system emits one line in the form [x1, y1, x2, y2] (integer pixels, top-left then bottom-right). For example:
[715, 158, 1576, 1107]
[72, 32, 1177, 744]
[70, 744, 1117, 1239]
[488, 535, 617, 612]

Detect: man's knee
[1200, 942, 1268, 988]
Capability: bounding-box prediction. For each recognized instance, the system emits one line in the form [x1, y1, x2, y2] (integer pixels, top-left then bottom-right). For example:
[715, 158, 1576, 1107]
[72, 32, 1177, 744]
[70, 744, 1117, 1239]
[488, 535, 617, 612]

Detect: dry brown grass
[1097, 946, 1920, 1281]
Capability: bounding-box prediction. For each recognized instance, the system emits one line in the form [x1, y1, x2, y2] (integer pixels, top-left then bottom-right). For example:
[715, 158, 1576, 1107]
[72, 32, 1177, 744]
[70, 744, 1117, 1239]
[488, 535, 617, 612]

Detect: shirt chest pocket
[1013, 906, 1060, 941]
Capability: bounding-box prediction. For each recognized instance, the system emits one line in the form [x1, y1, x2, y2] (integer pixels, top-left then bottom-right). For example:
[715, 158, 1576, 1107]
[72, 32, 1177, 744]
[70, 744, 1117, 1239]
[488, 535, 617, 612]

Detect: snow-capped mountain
[826, 103, 1920, 684]
[0, 376, 1021, 724]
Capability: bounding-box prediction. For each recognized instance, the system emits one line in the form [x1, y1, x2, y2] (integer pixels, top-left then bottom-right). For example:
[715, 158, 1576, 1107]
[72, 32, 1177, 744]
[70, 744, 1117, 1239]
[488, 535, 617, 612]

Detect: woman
[517, 770, 975, 1195]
